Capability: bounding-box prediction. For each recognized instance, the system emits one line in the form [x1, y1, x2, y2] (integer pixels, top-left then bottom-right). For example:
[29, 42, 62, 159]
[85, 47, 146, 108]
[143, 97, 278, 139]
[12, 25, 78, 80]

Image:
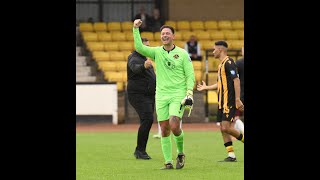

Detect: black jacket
[127, 51, 156, 95]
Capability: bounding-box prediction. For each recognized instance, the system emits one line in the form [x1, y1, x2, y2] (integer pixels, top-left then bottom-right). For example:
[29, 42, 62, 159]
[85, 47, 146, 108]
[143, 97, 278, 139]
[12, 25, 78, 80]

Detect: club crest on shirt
[173, 54, 179, 59]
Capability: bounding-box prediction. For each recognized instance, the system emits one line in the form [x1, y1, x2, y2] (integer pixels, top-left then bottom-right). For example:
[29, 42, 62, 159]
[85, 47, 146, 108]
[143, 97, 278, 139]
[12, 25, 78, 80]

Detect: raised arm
[133, 19, 156, 60]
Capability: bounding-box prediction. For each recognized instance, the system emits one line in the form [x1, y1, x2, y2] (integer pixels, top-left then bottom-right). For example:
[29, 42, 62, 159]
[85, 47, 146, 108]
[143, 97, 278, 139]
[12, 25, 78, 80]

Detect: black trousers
[128, 93, 155, 152]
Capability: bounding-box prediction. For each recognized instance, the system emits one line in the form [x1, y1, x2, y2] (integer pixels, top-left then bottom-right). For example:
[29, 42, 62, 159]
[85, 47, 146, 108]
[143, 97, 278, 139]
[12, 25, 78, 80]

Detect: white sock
[228, 152, 236, 158]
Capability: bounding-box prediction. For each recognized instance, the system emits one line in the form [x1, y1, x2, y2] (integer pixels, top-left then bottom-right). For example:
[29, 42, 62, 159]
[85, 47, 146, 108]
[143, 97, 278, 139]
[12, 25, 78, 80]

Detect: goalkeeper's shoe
[218, 156, 237, 162]
[176, 153, 185, 169]
[160, 163, 174, 170]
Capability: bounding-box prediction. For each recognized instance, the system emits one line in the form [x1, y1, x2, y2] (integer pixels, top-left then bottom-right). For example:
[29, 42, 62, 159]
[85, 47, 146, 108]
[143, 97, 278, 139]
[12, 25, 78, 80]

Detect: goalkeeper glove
[180, 90, 194, 117]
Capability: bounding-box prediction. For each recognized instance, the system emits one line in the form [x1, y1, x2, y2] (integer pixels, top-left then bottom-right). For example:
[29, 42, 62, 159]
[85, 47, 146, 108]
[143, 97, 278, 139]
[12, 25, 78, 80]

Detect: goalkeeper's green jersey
[133, 28, 195, 95]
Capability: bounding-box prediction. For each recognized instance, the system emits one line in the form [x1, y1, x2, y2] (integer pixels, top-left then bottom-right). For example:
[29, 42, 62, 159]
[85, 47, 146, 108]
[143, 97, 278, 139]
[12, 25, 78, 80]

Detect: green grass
[76, 131, 244, 180]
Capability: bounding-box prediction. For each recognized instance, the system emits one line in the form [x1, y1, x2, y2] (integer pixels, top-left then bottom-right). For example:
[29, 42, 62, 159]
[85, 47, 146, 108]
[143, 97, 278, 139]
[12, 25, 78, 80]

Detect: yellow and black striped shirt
[217, 56, 238, 113]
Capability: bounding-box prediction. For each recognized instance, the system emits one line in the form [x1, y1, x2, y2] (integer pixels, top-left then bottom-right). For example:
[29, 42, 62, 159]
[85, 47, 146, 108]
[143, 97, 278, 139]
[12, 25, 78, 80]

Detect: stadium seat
[116, 61, 127, 71]
[182, 31, 196, 41]
[111, 32, 126, 41]
[208, 91, 218, 104]
[173, 31, 183, 41]
[93, 22, 107, 32]
[174, 40, 186, 48]
[121, 21, 133, 32]
[149, 40, 161, 46]
[236, 30, 244, 40]
[109, 51, 126, 61]
[190, 21, 205, 31]
[125, 31, 134, 41]
[228, 40, 244, 49]
[209, 31, 225, 40]
[200, 40, 214, 50]
[154, 32, 161, 40]
[97, 61, 117, 71]
[177, 21, 191, 31]
[92, 51, 110, 61]
[218, 20, 233, 30]
[86, 42, 104, 51]
[196, 31, 211, 41]
[223, 30, 239, 40]
[118, 41, 134, 51]
[79, 23, 94, 32]
[117, 82, 124, 91]
[108, 22, 121, 32]
[165, 21, 177, 29]
[204, 21, 218, 31]
[105, 71, 123, 82]
[104, 42, 119, 51]
[231, 20, 244, 30]
[208, 72, 218, 85]
[195, 70, 202, 83]
[97, 32, 112, 41]
[82, 32, 98, 42]
[192, 61, 202, 71]
[140, 32, 154, 41]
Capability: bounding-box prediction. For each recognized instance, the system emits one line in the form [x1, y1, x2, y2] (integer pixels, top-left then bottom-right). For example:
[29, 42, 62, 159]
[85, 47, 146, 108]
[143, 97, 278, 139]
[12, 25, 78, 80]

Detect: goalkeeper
[132, 19, 195, 170]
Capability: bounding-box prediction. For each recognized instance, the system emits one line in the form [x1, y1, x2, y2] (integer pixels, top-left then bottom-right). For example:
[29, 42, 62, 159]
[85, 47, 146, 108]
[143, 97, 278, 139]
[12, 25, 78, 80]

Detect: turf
[76, 131, 244, 180]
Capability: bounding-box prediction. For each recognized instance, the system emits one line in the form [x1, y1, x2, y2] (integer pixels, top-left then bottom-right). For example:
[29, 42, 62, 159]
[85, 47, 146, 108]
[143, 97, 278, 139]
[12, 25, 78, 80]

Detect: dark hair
[160, 25, 175, 34]
[215, 41, 228, 48]
[141, 37, 149, 42]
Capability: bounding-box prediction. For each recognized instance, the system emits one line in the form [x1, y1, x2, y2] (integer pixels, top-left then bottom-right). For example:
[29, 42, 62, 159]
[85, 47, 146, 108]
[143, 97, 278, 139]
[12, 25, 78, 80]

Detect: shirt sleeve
[128, 55, 145, 74]
[225, 59, 238, 79]
[133, 27, 156, 60]
[182, 52, 196, 91]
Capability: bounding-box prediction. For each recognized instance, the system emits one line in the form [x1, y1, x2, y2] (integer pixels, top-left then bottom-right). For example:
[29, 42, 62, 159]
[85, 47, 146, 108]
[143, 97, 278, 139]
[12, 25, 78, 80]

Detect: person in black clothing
[184, 35, 202, 61]
[133, 6, 151, 32]
[148, 8, 165, 32]
[127, 37, 156, 160]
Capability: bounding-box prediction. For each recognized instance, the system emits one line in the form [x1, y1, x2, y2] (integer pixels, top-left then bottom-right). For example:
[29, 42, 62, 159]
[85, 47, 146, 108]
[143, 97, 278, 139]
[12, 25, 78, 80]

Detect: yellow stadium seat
[200, 40, 214, 50]
[93, 22, 107, 32]
[207, 58, 219, 71]
[109, 51, 125, 61]
[208, 90, 218, 104]
[122, 50, 133, 57]
[79, 23, 94, 32]
[82, 32, 98, 42]
[223, 30, 239, 40]
[86, 42, 104, 51]
[121, 21, 133, 32]
[218, 20, 233, 30]
[111, 32, 126, 41]
[204, 21, 218, 31]
[104, 42, 119, 51]
[92, 51, 110, 61]
[117, 82, 124, 91]
[125, 31, 134, 41]
[177, 21, 191, 31]
[190, 21, 205, 31]
[195, 70, 202, 83]
[122, 71, 127, 82]
[196, 31, 211, 40]
[118, 41, 133, 51]
[228, 40, 244, 49]
[171, 31, 182, 41]
[174, 40, 186, 48]
[236, 30, 244, 40]
[116, 61, 127, 71]
[209, 31, 225, 40]
[106, 71, 123, 82]
[192, 61, 202, 71]
[182, 31, 196, 41]
[108, 22, 121, 32]
[97, 32, 112, 41]
[231, 20, 244, 30]
[165, 21, 177, 29]
[154, 32, 161, 40]
[149, 40, 161, 46]
[97, 61, 117, 71]
[140, 32, 154, 41]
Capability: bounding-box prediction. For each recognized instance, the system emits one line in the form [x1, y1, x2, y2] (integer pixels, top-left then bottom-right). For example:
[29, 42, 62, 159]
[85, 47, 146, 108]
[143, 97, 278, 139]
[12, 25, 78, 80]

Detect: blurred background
[76, 0, 244, 124]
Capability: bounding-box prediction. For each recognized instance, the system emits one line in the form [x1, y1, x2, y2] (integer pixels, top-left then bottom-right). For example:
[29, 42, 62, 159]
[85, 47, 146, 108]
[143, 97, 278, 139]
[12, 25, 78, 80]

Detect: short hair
[160, 25, 175, 34]
[141, 37, 149, 42]
[215, 41, 228, 48]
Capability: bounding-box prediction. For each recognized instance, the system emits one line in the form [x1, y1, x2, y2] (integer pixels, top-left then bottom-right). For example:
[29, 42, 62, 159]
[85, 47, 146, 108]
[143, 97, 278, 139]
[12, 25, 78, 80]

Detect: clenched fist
[133, 19, 142, 28]
[144, 59, 153, 69]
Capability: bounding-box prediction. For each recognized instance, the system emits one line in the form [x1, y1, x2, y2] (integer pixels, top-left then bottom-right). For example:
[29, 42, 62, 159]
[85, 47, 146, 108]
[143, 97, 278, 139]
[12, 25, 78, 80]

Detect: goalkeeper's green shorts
[156, 93, 185, 121]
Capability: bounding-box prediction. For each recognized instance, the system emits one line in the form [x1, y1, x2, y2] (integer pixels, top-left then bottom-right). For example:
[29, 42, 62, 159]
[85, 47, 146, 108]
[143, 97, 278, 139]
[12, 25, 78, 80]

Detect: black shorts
[217, 107, 236, 122]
